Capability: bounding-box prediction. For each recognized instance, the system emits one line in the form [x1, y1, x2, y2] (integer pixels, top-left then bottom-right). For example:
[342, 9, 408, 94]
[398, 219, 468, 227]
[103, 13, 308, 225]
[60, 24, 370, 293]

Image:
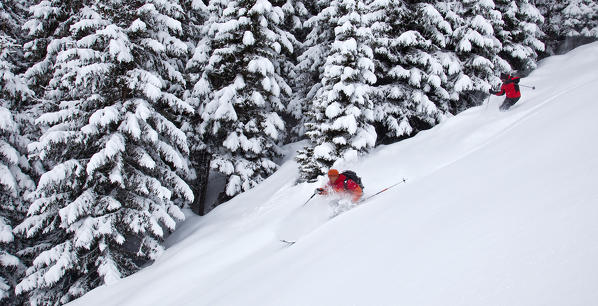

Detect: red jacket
[493, 76, 521, 98]
[321, 174, 363, 203]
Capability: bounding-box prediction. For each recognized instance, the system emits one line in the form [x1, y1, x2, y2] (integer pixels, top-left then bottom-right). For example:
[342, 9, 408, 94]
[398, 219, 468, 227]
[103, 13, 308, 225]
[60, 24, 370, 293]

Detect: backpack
[506, 75, 520, 91]
[341, 170, 364, 190]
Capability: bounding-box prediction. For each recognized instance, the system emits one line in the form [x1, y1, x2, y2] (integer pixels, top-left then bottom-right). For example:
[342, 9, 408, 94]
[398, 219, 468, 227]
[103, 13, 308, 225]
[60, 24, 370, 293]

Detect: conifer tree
[535, 0, 568, 54]
[561, 0, 598, 39]
[0, 1, 36, 304]
[295, 0, 346, 181]
[190, 0, 293, 202]
[183, 0, 212, 215]
[277, 0, 312, 140]
[0, 105, 32, 305]
[449, 0, 507, 109]
[292, 0, 335, 140]
[0, 107, 30, 305]
[15, 0, 193, 303]
[182, 0, 208, 41]
[297, 0, 377, 181]
[535, 0, 597, 54]
[22, 0, 82, 98]
[495, 0, 545, 72]
[366, 0, 455, 142]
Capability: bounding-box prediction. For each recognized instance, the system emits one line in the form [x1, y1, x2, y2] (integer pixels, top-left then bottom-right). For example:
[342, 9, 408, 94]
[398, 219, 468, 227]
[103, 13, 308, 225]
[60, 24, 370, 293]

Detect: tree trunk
[190, 150, 212, 216]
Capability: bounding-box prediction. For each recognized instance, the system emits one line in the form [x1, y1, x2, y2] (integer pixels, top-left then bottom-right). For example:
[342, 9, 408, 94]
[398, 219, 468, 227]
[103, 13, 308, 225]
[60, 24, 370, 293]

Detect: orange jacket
[321, 174, 363, 203]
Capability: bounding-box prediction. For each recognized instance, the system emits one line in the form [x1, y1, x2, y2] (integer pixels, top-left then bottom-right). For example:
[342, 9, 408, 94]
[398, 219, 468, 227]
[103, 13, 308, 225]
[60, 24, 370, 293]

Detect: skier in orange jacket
[316, 169, 363, 203]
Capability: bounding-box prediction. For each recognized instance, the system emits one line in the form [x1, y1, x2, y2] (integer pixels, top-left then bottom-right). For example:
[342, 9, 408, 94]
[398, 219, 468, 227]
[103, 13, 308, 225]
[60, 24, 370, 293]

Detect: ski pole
[520, 84, 535, 90]
[485, 94, 491, 110]
[362, 178, 407, 202]
[302, 192, 317, 206]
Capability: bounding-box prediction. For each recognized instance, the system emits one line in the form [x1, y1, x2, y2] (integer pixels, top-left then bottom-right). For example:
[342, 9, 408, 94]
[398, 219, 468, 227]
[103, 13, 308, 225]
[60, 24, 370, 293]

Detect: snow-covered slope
[70, 43, 598, 306]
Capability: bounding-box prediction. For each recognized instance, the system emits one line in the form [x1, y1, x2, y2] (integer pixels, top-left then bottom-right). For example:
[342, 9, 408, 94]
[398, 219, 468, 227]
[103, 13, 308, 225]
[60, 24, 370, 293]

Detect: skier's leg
[329, 198, 354, 218]
[329, 199, 343, 218]
[500, 97, 520, 111]
[506, 97, 520, 110]
[511, 97, 520, 108]
[499, 98, 509, 111]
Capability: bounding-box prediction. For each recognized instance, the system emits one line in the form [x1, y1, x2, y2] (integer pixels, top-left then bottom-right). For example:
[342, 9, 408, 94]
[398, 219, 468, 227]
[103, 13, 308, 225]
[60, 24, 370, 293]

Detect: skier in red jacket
[317, 169, 363, 203]
[491, 73, 521, 111]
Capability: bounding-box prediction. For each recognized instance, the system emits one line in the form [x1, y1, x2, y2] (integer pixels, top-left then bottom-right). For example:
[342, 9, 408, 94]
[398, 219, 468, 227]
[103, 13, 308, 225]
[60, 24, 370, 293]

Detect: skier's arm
[316, 184, 331, 195]
[492, 84, 506, 96]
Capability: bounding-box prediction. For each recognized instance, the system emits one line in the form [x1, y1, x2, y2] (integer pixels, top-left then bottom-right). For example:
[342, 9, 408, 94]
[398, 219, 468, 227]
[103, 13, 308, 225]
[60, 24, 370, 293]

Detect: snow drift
[70, 43, 598, 306]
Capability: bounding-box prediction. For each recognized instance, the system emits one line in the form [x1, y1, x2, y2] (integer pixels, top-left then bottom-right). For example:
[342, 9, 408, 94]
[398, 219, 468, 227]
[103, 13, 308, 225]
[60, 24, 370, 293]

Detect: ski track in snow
[69, 43, 598, 306]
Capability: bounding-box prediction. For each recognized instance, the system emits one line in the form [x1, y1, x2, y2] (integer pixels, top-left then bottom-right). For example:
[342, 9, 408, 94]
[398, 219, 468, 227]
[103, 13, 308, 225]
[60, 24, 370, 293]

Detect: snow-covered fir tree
[448, 0, 507, 109]
[535, 0, 569, 54]
[536, 0, 597, 54]
[182, 0, 208, 42]
[15, 0, 193, 304]
[0, 1, 36, 304]
[366, 0, 455, 143]
[495, 0, 544, 72]
[292, 0, 335, 140]
[182, 0, 211, 215]
[295, 0, 346, 181]
[190, 0, 293, 202]
[561, 0, 598, 39]
[0, 106, 32, 306]
[276, 0, 312, 140]
[22, 0, 83, 98]
[551, 0, 597, 40]
[297, 0, 377, 181]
